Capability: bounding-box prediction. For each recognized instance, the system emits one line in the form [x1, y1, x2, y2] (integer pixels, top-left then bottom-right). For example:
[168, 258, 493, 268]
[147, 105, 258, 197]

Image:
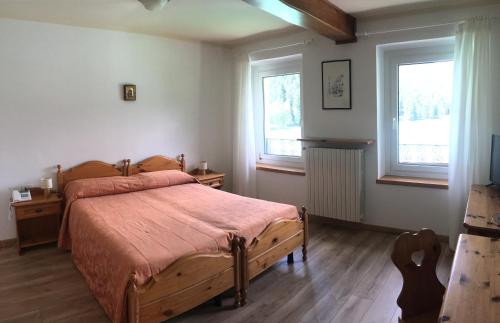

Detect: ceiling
[331, 0, 499, 17]
[0, 0, 496, 44]
[0, 0, 294, 45]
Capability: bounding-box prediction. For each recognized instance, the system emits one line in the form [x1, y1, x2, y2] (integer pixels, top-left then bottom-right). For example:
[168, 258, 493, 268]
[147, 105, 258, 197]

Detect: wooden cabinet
[11, 192, 62, 254]
[189, 169, 225, 189]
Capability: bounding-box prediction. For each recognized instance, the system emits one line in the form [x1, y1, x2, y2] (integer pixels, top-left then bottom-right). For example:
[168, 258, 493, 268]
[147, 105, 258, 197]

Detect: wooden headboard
[126, 154, 185, 176]
[57, 160, 126, 192]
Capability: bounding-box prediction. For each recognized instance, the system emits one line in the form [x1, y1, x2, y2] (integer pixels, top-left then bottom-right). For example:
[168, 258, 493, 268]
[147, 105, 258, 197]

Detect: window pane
[398, 61, 453, 165]
[263, 73, 301, 157]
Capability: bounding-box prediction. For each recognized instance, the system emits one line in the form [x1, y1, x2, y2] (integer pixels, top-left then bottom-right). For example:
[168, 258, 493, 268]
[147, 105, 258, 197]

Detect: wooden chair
[391, 229, 445, 323]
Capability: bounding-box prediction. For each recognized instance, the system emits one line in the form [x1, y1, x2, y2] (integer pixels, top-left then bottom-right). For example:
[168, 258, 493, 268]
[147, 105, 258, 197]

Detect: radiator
[306, 148, 364, 222]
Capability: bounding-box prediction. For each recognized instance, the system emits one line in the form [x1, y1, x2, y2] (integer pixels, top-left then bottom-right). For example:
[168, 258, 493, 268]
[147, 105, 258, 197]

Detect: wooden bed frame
[56, 154, 308, 322]
[239, 207, 308, 305]
[56, 155, 242, 323]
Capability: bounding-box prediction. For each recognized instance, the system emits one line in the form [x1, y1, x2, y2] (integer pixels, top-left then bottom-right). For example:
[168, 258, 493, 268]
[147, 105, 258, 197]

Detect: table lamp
[40, 177, 53, 198]
[200, 161, 208, 175]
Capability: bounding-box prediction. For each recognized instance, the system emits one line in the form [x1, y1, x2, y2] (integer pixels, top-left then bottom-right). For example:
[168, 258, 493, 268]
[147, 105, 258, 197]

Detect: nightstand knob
[35, 208, 43, 213]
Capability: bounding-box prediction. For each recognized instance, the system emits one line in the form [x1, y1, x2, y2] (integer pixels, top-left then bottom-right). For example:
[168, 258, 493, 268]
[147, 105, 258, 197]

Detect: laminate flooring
[0, 221, 453, 323]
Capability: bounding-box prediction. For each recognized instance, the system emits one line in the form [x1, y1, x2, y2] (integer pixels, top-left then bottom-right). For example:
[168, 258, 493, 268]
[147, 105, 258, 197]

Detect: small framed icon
[123, 84, 136, 101]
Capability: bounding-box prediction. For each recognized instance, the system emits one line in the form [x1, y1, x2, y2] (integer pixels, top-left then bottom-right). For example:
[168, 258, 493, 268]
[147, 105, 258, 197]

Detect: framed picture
[322, 59, 351, 109]
[123, 84, 136, 101]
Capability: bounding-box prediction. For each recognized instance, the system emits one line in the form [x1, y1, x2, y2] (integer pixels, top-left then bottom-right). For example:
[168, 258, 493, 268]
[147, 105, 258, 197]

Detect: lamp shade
[138, 0, 169, 10]
[200, 161, 208, 171]
[40, 177, 53, 190]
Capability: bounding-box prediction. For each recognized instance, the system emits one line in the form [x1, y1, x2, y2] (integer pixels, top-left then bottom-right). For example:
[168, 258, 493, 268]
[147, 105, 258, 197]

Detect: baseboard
[310, 215, 449, 243]
[0, 238, 16, 249]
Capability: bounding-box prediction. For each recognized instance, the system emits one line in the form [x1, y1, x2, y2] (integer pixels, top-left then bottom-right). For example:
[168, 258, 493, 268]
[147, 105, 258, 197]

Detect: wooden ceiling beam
[242, 0, 356, 44]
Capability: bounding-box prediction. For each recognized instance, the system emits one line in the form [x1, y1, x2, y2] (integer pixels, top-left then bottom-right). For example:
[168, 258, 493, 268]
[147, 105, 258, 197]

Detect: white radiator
[306, 148, 364, 222]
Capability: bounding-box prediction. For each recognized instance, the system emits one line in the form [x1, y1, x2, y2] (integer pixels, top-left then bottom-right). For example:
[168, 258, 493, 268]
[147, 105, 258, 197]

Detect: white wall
[240, 4, 500, 236]
[0, 19, 232, 240]
[256, 171, 306, 206]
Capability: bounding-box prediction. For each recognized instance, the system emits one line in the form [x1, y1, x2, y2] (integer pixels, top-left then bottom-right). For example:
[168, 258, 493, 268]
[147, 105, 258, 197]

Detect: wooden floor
[0, 221, 453, 323]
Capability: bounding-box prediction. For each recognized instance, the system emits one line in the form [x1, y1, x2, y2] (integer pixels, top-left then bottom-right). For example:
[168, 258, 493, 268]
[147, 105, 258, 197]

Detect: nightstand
[11, 190, 62, 254]
[189, 169, 225, 189]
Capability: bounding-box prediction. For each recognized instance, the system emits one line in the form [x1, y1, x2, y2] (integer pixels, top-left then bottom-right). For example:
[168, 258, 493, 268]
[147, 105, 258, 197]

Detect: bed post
[300, 206, 309, 261]
[125, 159, 131, 176]
[238, 237, 248, 306]
[232, 237, 242, 307]
[180, 154, 186, 172]
[56, 165, 63, 193]
[121, 159, 127, 176]
[127, 284, 139, 323]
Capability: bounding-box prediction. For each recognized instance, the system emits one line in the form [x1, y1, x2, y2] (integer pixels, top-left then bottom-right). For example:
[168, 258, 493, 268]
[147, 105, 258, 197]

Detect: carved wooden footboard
[239, 207, 309, 304]
[128, 238, 242, 323]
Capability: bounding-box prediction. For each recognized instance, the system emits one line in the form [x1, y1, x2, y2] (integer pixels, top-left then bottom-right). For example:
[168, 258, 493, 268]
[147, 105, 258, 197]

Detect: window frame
[252, 55, 304, 167]
[382, 41, 454, 179]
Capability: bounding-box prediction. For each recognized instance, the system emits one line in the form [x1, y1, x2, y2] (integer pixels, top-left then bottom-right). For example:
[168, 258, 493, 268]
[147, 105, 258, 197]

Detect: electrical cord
[7, 201, 14, 221]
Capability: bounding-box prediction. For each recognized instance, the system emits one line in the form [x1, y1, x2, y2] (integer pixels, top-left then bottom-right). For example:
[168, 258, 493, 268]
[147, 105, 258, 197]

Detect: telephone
[11, 188, 32, 202]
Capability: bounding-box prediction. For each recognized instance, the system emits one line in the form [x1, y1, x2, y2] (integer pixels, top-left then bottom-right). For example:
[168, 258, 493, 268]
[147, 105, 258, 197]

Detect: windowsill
[376, 175, 448, 189]
[256, 163, 305, 176]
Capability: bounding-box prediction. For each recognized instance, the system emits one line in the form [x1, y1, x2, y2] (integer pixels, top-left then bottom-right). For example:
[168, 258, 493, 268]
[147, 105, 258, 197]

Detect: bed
[127, 155, 309, 306]
[57, 154, 308, 322]
[57, 157, 242, 323]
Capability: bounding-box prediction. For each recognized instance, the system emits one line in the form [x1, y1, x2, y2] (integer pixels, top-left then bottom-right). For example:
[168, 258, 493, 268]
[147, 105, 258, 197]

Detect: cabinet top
[189, 170, 225, 181]
[11, 192, 62, 208]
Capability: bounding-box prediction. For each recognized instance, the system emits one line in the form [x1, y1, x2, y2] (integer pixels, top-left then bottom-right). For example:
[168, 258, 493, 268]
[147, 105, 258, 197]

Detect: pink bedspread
[132, 178, 300, 246]
[59, 171, 232, 323]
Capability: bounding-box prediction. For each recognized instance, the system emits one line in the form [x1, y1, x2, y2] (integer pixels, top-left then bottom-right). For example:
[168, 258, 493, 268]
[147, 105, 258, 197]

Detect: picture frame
[123, 84, 136, 101]
[322, 59, 351, 110]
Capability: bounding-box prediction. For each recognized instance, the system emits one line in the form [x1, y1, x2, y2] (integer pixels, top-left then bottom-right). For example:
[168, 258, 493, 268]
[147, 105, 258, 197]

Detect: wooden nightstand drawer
[188, 169, 225, 190]
[16, 203, 61, 220]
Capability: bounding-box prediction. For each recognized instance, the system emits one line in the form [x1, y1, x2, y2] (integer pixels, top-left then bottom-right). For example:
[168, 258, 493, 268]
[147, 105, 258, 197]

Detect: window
[398, 61, 453, 165]
[253, 55, 303, 166]
[379, 39, 454, 179]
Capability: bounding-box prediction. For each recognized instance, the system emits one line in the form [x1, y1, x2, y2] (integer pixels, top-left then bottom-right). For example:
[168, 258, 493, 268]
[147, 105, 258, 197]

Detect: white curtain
[449, 17, 493, 249]
[233, 55, 257, 197]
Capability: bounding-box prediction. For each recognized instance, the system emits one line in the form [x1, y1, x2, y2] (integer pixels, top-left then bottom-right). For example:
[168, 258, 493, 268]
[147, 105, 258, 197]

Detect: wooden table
[464, 185, 500, 237]
[439, 234, 500, 323]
